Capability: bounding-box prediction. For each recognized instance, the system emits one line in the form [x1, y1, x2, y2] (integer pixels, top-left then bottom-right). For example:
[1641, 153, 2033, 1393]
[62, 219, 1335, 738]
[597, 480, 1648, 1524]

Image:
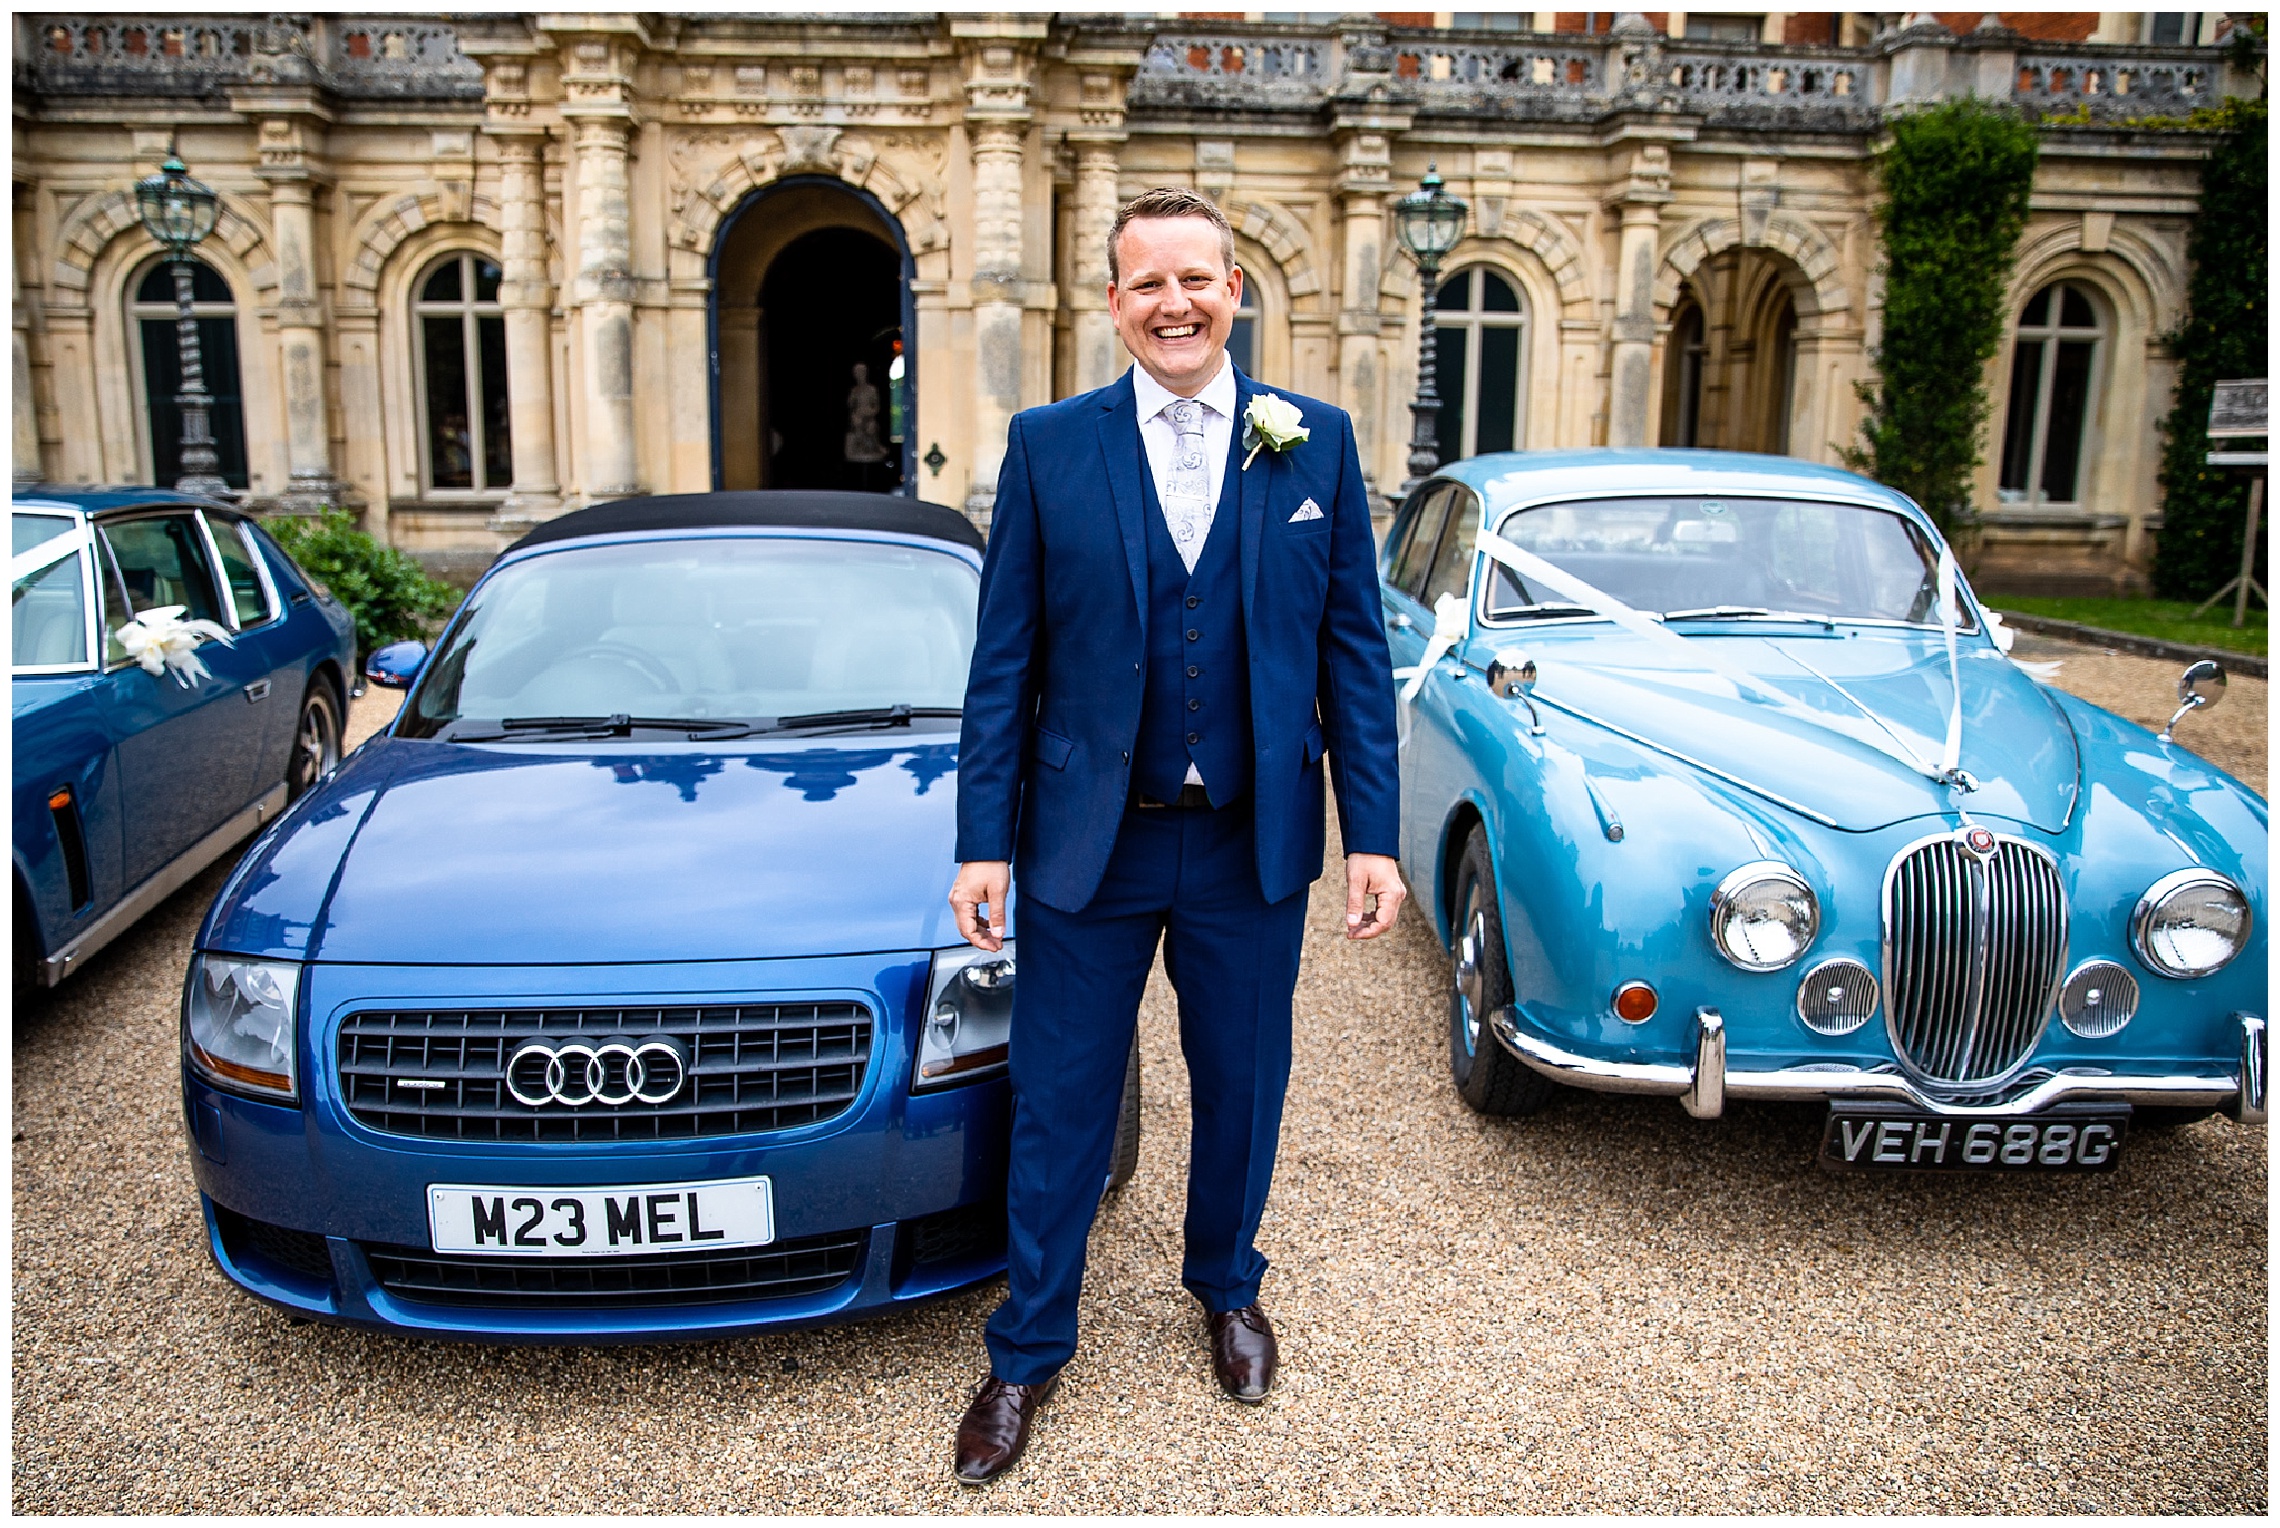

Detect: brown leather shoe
[953, 1373, 1058, 1485]
[1206, 1303, 1278, 1404]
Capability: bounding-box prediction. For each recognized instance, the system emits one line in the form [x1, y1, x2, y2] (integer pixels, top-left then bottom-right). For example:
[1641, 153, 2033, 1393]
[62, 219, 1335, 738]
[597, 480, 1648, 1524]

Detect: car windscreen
[399, 535, 978, 736]
[1485, 495, 1967, 628]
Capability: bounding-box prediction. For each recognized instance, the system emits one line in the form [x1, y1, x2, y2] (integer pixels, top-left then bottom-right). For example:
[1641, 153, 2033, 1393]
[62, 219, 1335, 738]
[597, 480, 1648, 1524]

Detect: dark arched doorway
[709, 177, 914, 493]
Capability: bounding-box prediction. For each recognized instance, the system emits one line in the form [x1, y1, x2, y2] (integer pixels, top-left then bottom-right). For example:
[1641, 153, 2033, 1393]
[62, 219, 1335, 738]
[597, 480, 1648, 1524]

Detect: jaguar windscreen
[401, 535, 978, 737]
[1485, 496, 1970, 629]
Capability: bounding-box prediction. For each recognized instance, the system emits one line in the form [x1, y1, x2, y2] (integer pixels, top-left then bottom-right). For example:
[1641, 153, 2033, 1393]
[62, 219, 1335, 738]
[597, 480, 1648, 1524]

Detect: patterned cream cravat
[1162, 397, 1214, 575]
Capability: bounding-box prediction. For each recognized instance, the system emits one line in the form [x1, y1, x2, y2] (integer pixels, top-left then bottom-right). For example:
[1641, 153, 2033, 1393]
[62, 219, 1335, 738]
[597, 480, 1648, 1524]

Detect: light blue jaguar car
[1384, 450, 2265, 1172]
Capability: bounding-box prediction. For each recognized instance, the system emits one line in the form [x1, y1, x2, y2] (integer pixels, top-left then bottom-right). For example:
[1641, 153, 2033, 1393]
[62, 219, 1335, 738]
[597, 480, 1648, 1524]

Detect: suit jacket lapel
[1095, 372, 1149, 644]
[1234, 368, 1268, 636]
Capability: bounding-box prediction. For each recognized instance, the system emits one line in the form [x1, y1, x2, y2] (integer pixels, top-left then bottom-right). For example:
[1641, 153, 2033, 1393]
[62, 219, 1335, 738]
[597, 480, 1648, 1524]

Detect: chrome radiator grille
[1882, 835, 2067, 1086]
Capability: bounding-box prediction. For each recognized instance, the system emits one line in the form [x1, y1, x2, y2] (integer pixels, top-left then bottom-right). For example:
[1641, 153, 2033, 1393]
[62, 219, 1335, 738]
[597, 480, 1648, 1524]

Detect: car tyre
[1105, 1032, 1142, 1190]
[1449, 825, 1558, 1117]
[287, 682, 343, 802]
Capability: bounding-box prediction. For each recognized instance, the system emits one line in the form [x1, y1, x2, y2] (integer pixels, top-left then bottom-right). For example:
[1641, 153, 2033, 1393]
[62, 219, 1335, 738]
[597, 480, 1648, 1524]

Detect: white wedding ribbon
[1392, 591, 1473, 704]
[116, 604, 235, 688]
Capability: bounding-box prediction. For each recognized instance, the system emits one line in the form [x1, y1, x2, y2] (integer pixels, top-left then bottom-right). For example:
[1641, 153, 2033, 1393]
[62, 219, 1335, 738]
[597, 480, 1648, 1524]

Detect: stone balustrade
[2010, 45, 2220, 120]
[21, 14, 481, 100]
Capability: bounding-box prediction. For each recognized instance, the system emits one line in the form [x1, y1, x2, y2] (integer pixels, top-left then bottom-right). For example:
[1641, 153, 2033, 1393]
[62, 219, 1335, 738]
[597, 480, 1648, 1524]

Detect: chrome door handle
[1387, 612, 1414, 631]
[243, 679, 271, 703]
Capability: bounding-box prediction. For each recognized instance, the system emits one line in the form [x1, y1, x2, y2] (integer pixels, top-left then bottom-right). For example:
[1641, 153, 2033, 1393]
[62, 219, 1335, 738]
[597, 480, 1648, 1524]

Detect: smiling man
[946, 188, 1404, 1482]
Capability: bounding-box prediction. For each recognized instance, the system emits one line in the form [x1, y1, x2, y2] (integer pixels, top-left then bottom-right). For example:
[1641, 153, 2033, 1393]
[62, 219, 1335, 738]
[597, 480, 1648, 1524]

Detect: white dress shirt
[1132, 355, 1236, 576]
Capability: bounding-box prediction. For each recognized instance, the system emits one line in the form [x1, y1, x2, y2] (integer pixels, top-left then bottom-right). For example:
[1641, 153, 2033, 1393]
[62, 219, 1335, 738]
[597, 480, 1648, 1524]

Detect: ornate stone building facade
[11, 12, 2253, 587]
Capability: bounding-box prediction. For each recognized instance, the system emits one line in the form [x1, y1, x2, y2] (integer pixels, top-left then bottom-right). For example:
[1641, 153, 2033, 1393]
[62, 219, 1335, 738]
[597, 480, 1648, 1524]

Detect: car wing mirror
[2158, 658, 2226, 744]
[1485, 649, 1544, 736]
[364, 638, 430, 691]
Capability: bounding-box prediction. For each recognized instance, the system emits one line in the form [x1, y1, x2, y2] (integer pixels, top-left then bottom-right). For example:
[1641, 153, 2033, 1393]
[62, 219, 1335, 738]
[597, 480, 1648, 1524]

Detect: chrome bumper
[1490, 1005, 2269, 1122]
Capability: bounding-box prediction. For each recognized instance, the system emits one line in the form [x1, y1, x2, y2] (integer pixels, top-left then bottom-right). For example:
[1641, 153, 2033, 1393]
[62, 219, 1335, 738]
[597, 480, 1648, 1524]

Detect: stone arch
[1494, 208, 1592, 313]
[1655, 212, 1848, 321]
[670, 130, 945, 260]
[1224, 199, 1322, 305]
[50, 187, 277, 303]
[340, 188, 506, 306]
[2006, 219, 2183, 335]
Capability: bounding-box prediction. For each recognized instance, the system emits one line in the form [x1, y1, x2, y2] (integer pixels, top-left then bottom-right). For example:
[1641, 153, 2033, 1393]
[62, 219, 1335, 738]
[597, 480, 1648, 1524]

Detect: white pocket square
[1289, 498, 1324, 523]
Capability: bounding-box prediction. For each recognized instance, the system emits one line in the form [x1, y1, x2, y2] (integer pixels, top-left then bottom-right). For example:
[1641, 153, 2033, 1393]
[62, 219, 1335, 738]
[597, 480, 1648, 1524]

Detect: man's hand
[949, 860, 1010, 951]
[1344, 853, 1406, 940]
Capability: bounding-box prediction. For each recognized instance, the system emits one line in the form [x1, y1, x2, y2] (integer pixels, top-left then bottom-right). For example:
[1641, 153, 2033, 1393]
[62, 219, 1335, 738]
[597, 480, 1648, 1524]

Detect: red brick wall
[1554, 13, 1669, 35]
[1931, 13, 2100, 42]
[1376, 12, 1437, 26]
[1782, 13, 1842, 46]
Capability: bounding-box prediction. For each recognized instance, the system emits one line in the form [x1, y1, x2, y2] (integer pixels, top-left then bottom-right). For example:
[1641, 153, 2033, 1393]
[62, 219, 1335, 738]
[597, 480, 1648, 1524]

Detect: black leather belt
[1132, 783, 1215, 810]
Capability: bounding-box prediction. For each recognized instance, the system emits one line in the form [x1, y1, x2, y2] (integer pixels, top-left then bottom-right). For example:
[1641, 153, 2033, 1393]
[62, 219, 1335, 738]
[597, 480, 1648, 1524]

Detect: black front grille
[337, 1003, 873, 1142]
[364, 1229, 865, 1309]
[215, 1205, 335, 1282]
[908, 1197, 1007, 1268]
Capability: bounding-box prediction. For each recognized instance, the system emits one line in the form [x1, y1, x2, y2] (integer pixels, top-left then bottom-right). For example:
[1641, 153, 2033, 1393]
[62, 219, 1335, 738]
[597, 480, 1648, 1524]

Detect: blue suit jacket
[955, 366, 1401, 913]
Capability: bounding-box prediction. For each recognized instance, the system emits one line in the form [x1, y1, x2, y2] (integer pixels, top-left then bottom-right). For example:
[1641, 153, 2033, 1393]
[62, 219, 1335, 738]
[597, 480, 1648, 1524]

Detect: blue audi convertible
[1386, 451, 2265, 1172]
[183, 492, 1134, 1341]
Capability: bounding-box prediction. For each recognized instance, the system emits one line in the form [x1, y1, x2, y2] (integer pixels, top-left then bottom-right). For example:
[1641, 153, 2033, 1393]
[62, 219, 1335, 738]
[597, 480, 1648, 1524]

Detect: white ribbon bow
[1392, 591, 1474, 705]
[116, 604, 234, 688]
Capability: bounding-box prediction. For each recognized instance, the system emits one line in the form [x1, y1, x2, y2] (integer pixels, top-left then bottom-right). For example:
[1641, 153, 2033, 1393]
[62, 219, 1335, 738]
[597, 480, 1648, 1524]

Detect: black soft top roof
[505, 490, 984, 555]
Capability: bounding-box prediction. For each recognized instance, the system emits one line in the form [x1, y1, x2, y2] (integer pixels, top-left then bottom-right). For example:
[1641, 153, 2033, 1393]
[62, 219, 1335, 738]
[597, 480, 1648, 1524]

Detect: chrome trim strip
[40, 783, 288, 985]
[1681, 1008, 1725, 1119]
[1487, 1006, 1692, 1095]
[2234, 1014, 2266, 1125]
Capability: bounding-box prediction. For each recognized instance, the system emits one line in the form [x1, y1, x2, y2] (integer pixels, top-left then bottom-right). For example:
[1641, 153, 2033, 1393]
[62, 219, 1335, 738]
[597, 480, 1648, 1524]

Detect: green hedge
[2151, 97, 2269, 601]
[262, 508, 461, 663]
[1844, 100, 2040, 534]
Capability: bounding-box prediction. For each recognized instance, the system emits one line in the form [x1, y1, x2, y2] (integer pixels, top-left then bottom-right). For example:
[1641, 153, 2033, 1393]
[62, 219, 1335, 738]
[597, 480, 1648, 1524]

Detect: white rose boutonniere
[1241, 392, 1309, 469]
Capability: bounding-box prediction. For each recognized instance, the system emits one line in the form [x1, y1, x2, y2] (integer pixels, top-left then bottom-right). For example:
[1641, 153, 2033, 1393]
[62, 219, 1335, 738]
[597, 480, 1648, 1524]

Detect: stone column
[255, 114, 355, 514]
[1331, 119, 1401, 500]
[492, 132, 562, 524]
[14, 251, 44, 484]
[954, 20, 1044, 526]
[560, 37, 643, 501]
[1068, 139, 1124, 394]
[1604, 144, 1671, 448]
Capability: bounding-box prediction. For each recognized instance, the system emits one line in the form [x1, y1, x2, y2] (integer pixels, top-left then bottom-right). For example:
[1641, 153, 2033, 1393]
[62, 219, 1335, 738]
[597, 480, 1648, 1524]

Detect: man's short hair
[1106, 188, 1236, 286]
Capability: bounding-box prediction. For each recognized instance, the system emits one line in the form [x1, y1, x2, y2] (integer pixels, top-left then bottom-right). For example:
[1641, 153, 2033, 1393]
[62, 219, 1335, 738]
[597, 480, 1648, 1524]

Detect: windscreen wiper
[1661, 606, 1836, 628]
[1495, 602, 1598, 620]
[445, 714, 761, 742]
[761, 704, 962, 734]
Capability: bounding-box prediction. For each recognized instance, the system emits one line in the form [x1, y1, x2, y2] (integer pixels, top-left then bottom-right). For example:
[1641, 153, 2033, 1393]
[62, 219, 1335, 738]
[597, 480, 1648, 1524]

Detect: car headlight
[914, 943, 1014, 1090]
[2131, 870, 2252, 978]
[1708, 862, 1819, 972]
[183, 954, 300, 1102]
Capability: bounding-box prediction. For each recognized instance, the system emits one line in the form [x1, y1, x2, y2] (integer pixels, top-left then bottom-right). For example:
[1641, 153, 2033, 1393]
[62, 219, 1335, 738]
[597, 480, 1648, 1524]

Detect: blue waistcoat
[1134, 430, 1252, 806]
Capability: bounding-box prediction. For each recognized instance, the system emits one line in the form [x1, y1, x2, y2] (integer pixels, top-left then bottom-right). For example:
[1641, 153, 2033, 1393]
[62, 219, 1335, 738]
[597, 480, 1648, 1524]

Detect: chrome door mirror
[1485, 649, 1544, 735]
[2158, 659, 2226, 743]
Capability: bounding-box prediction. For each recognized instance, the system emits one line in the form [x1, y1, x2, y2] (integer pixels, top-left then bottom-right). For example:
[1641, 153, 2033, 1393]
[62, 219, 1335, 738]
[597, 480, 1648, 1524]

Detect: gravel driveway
[13, 646, 2266, 1513]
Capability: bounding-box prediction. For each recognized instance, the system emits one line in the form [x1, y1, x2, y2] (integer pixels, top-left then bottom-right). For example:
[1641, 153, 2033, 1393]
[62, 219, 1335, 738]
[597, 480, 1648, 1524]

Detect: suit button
[1121, 750, 1130, 763]
[1185, 595, 1200, 609]
[1186, 665, 1200, 678]
[1133, 662, 1141, 673]
[1186, 731, 1201, 746]
[1185, 629, 1199, 642]
[1187, 698, 1201, 711]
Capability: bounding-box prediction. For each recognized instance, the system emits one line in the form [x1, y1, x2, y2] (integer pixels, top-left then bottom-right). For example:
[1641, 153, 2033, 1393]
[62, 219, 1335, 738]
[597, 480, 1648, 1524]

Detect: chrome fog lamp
[2131, 871, 2252, 978]
[2058, 959, 2140, 1038]
[183, 954, 301, 1102]
[914, 942, 1015, 1089]
[1709, 863, 1819, 972]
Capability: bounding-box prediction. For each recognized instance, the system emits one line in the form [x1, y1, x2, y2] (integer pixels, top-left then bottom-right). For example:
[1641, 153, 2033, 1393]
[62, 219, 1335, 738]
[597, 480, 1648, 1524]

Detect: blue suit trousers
[983, 797, 1309, 1385]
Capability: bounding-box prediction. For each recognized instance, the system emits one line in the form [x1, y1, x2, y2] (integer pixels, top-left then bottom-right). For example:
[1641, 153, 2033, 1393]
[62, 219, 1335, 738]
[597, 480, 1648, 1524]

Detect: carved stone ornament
[779, 125, 843, 175]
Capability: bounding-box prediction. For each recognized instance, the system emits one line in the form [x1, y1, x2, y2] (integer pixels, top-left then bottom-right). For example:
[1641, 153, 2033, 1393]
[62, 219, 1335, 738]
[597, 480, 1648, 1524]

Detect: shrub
[2151, 96, 2269, 600]
[1844, 100, 2040, 534]
[261, 507, 461, 662]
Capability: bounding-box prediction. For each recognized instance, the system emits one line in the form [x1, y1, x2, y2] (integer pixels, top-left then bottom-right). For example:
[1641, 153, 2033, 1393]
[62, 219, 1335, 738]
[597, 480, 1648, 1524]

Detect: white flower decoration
[116, 604, 235, 688]
[1241, 392, 1309, 469]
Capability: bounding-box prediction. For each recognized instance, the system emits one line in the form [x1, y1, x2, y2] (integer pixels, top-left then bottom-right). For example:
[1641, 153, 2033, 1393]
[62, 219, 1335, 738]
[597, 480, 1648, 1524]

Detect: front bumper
[1492, 1005, 2268, 1122]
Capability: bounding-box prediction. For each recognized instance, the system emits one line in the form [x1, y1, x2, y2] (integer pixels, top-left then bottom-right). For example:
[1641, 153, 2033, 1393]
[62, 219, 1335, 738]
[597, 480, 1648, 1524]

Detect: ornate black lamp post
[1392, 164, 1469, 497]
[133, 155, 228, 497]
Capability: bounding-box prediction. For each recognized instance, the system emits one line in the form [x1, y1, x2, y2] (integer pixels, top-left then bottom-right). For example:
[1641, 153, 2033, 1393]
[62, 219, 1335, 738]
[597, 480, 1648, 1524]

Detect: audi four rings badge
[506, 1037, 689, 1107]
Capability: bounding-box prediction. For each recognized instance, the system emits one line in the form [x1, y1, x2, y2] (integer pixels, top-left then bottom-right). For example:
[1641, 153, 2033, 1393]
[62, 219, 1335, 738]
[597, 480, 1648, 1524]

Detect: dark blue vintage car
[182, 492, 1133, 1342]
[1385, 452, 2265, 1171]
[13, 488, 355, 993]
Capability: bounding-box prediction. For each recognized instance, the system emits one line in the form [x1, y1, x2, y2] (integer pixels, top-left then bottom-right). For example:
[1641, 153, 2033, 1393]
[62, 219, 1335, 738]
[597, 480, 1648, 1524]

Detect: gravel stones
[12, 659, 2265, 1513]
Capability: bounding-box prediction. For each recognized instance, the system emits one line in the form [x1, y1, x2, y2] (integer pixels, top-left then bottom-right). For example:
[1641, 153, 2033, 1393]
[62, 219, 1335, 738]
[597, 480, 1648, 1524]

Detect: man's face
[1108, 215, 1244, 397]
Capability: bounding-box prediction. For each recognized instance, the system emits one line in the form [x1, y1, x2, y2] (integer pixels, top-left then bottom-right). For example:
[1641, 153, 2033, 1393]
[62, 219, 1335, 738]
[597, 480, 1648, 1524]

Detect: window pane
[423, 315, 473, 490]
[1420, 489, 1480, 608]
[1435, 326, 1469, 460]
[101, 515, 225, 626]
[2039, 340, 2095, 503]
[423, 258, 462, 303]
[1479, 271, 1521, 313]
[1997, 339, 2043, 495]
[479, 313, 514, 488]
[475, 259, 502, 303]
[15, 512, 73, 554]
[1392, 485, 1453, 600]
[1437, 271, 1471, 311]
[1475, 325, 1521, 454]
[135, 258, 230, 304]
[2149, 12, 2192, 44]
[1228, 314, 1255, 377]
[210, 518, 273, 627]
[140, 314, 250, 490]
[1454, 11, 1526, 29]
[2059, 285, 2096, 329]
[2020, 285, 2052, 327]
[13, 547, 87, 667]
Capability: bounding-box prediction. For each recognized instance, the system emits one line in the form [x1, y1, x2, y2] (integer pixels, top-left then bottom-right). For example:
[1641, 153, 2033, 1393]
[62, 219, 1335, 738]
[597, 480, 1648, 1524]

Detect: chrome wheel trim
[1453, 887, 1486, 1060]
[293, 692, 340, 792]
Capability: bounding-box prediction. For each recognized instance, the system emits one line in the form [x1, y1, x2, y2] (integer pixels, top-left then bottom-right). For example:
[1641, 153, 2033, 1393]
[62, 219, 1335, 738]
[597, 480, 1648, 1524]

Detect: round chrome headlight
[2131, 870, 2252, 978]
[1709, 862, 1819, 972]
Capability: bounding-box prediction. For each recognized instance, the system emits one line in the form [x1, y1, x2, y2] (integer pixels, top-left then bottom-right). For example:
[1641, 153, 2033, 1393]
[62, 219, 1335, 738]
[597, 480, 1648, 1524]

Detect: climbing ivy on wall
[1845, 100, 2040, 534]
[2151, 96, 2269, 600]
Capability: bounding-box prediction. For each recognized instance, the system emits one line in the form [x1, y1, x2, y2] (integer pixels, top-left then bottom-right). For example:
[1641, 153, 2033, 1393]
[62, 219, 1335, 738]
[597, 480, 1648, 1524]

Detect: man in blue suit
[947, 188, 1405, 1483]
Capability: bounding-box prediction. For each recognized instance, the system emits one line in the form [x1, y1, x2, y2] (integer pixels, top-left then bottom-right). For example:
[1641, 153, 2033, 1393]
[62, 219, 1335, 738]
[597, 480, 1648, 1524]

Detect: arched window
[1998, 281, 2103, 508]
[1660, 298, 1707, 448]
[130, 257, 248, 490]
[1228, 283, 1261, 380]
[414, 252, 513, 493]
[1434, 266, 1528, 458]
